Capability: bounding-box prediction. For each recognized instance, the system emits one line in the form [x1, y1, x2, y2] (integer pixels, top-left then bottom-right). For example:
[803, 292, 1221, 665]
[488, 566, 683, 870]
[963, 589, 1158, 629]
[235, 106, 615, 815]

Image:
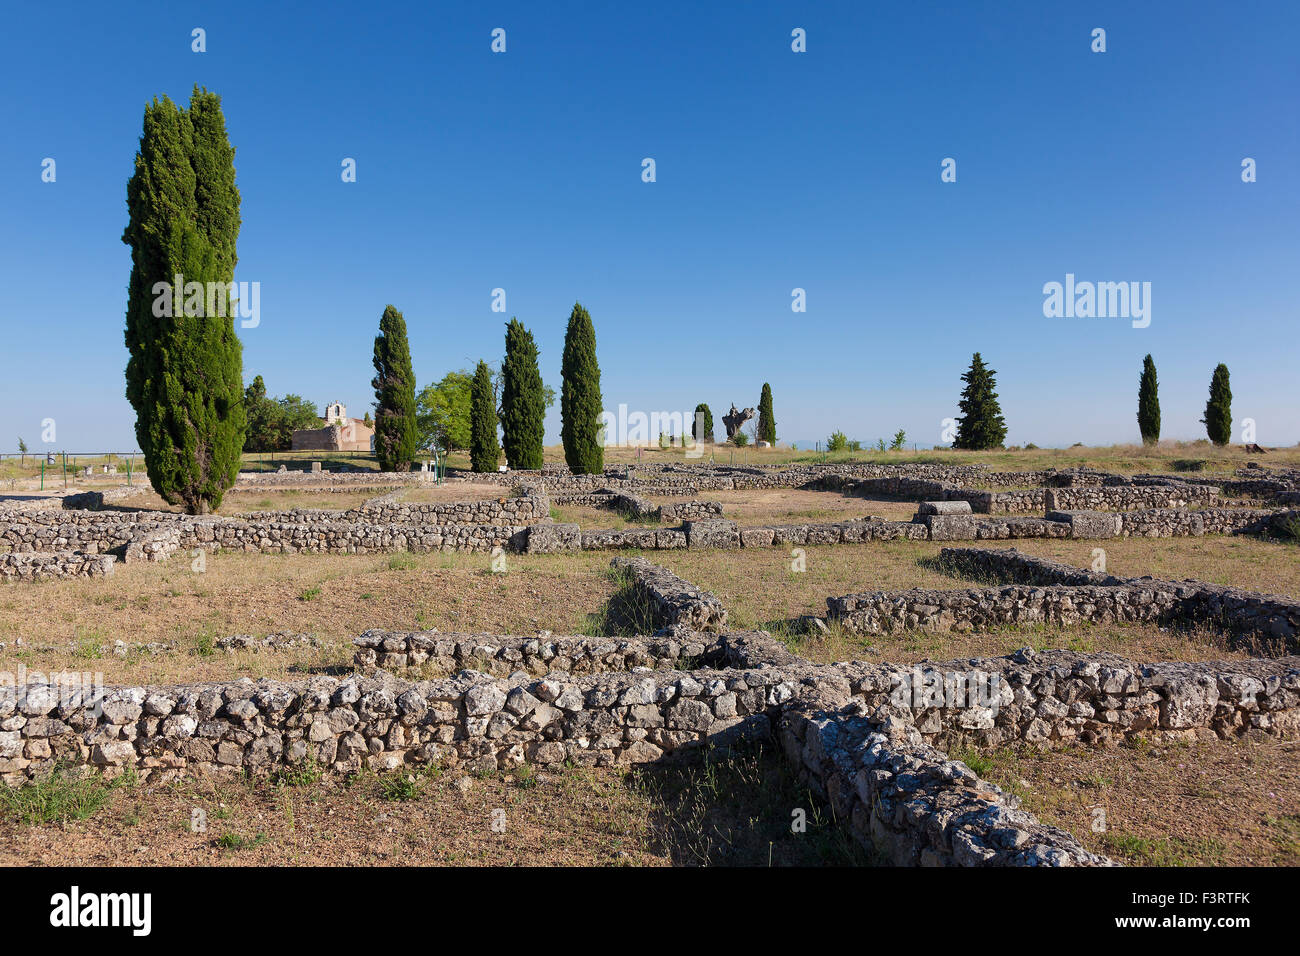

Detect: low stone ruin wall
[0, 550, 116, 582]
[353, 493, 549, 527]
[352, 630, 720, 675]
[781, 695, 1110, 866]
[829, 546, 1300, 648]
[0, 494, 552, 559]
[1045, 485, 1218, 511]
[611, 556, 729, 631]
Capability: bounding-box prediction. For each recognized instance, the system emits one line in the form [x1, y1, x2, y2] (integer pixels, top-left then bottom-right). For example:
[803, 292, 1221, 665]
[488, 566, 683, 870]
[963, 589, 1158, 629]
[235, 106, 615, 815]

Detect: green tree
[953, 353, 1007, 450]
[1202, 364, 1232, 446]
[470, 360, 501, 472]
[890, 429, 907, 451]
[371, 304, 418, 471]
[1137, 354, 1161, 445]
[122, 88, 245, 514]
[693, 403, 714, 443]
[500, 319, 546, 469]
[757, 383, 776, 444]
[826, 430, 848, 452]
[416, 371, 473, 452]
[560, 302, 604, 474]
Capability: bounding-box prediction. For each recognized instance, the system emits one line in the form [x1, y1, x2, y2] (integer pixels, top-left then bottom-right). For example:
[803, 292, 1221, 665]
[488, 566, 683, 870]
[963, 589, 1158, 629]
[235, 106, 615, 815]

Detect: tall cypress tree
[953, 353, 1008, 450]
[122, 87, 245, 514]
[1137, 354, 1161, 446]
[560, 303, 604, 473]
[371, 304, 418, 471]
[757, 383, 776, 444]
[693, 403, 714, 443]
[1202, 364, 1233, 446]
[501, 318, 545, 469]
[470, 360, 501, 472]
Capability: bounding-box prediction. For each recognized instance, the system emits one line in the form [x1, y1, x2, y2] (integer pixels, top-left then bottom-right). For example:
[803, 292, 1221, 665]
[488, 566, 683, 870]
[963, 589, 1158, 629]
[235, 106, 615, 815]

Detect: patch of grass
[0, 765, 131, 825]
[270, 759, 322, 789]
[378, 774, 423, 801]
[298, 586, 323, 602]
[387, 553, 420, 571]
[215, 831, 268, 851]
[1098, 832, 1225, 866]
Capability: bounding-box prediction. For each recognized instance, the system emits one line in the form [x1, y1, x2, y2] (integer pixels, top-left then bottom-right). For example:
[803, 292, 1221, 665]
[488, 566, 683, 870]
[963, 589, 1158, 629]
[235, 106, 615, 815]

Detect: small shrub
[731, 432, 749, 447]
[379, 774, 423, 801]
[826, 430, 847, 452]
[890, 429, 907, 451]
[298, 586, 322, 602]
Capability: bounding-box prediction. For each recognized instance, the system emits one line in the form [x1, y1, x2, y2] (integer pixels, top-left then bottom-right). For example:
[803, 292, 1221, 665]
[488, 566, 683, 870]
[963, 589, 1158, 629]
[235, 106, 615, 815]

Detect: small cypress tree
[1202, 364, 1233, 446]
[560, 302, 604, 474]
[953, 353, 1007, 450]
[122, 88, 245, 514]
[1137, 354, 1161, 445]
[501, 318, 545, 469]
[757, 383, 776, 444]
[371, 304, 418, 471]
[693, 403, 714, 443]
[470, 360, 501, 472]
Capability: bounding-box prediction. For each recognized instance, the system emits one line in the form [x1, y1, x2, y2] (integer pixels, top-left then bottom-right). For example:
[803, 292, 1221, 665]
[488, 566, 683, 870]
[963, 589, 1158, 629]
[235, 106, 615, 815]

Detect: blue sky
[2, 0, 1297, 452]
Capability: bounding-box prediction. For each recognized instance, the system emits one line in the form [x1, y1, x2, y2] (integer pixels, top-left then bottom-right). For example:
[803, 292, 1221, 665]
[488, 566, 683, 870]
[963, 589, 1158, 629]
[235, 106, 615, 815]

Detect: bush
[731, 432, 750, 447]
[826, 431, 847, 452]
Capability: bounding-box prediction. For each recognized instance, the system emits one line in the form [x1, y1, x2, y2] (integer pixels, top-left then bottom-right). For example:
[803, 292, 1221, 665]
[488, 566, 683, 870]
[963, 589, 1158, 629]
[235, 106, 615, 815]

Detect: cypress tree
[122, 87, 245, 514]
[371, 304, 418, 471]
[953, 353, 1008, 450]
[501, 318, 545, 469]
[470, 360, 501, 472]
[757, 383, 776, 444]
[693, 403, 714, 443]
[1137, 354, 1161, 446]
[560, 302, 604, 474]
[1202, 364, 1233, 446]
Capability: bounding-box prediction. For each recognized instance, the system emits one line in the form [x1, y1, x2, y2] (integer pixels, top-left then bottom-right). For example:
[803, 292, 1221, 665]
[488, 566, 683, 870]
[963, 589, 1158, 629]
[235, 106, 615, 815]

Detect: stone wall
[611, 556, 729, 631]
[827, 546, 1300, 649]
[0, 550, 116, 582]
[1045, 485, 1218, 511]
[352, 630, 724, 675]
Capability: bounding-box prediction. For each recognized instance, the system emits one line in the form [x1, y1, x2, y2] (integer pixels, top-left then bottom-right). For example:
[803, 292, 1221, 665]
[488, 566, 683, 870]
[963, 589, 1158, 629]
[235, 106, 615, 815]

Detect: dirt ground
[0, 741, 864, 867]
[955, 733, 1300, 866]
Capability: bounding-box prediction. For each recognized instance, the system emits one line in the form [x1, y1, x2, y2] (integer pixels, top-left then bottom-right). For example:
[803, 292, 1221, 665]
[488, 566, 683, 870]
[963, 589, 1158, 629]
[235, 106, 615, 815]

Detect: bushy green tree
[890, 429, 907, 451]
[692, 403, 714, 443]
[1202, 364, 1232, 446]
[122, 88, 245, 514]
[953, 353, 1007, 450]
[560, 302, 604, 473]
[470, 360, 501, 472]
[757, 384, 776, 444]
[501, 319, 545, 469]
[1138, 354, 1161, 445]
[826, 430, 848, 452]
[371, 304, 418, 471]
[243, 379, 323, 452]
[416, 371, 472, 452]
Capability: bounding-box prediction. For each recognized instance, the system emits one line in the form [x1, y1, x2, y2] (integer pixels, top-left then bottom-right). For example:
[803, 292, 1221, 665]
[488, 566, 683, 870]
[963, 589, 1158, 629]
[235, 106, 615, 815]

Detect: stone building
[291, 401, 375, 452]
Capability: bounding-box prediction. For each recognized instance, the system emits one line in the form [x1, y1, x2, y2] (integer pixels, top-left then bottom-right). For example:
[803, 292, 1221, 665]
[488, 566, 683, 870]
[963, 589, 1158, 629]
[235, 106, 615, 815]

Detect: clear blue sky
[3, 0, 1296, 452]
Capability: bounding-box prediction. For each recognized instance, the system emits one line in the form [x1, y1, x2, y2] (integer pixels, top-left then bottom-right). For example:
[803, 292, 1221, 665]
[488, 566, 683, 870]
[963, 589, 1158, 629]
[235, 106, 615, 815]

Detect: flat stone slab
[684, 519, 740, 549]
[1046, 510, 1121, 539]
[918, 514, 979, 540]
[918, 500, 972, 515]
[523, 523, 581, 553]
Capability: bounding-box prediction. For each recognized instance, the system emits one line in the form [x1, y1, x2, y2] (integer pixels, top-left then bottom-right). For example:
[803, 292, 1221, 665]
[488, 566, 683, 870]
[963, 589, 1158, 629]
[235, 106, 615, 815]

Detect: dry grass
[0, 741, 864, 867]
[953, 734, 1300, 866]
[0, 551, 616, 683]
